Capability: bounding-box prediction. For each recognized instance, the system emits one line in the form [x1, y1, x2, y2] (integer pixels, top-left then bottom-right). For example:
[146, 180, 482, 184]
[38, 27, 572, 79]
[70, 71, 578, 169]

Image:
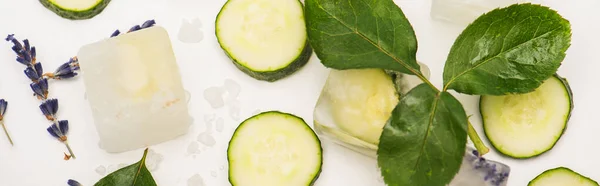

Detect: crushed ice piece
[216, 118, 224, 132]
[224, 79, 241, 98]
[117, 163, 128, 169]
[178, 18, 204, 43]
[187, 141, 201, 154]
[107, 164, 119, 173]
[187, 174, 205, 186]
[197, 133, 216, 147]
[211, 170, 217, 177]
[95, 165, 106, 175]
[145, 149, 164, 171]
[203, 87, 225, 109]
[228, 105, 240, 121]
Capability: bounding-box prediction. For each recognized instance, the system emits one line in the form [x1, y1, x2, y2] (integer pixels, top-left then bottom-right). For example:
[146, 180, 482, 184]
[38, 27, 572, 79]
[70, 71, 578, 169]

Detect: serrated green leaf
[304, 0, 421, 75]
[377, 84, 468, 186]
[94, 148, 157, 186]
[442, 3, 571, 95]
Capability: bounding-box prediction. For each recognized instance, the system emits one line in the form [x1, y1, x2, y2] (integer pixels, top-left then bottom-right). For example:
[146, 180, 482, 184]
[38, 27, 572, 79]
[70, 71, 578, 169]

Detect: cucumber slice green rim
[40, 0, 111, 20]
[480, 74, 573, 159]
[528, 167, 598, 186]
[227, 111, 322, 186]
[215, 0, 312, 82]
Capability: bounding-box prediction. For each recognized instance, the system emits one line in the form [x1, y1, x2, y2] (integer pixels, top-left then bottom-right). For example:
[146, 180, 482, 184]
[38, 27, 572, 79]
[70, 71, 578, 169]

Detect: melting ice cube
[78, 26, 192, 153]
[431, 0, 543, 26]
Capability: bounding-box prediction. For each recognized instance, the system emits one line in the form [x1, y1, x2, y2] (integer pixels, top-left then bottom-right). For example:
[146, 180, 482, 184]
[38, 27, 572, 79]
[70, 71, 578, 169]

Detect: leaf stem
[1, 120, 13, 146]
[403, 64, 490, 156]
[468, 121, 489, 156]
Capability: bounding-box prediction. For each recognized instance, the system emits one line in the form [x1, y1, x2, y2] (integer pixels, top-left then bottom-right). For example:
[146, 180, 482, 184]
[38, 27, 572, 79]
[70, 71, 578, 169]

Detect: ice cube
[78, 26, 192, 153]
[431, 0, 543, 26]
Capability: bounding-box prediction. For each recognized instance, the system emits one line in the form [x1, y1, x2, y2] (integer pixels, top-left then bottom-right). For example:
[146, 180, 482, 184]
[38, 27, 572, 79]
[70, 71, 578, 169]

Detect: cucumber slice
[215, 0, 312, 82]
[528, 167, 598, 186]
[228, 111, 322, 186]
[40, 0, 111, 20]
[480, 74, 573, 158]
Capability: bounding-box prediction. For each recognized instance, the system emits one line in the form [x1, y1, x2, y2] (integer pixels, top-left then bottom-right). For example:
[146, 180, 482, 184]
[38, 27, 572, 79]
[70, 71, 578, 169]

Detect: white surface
[0, 0, 598, 185]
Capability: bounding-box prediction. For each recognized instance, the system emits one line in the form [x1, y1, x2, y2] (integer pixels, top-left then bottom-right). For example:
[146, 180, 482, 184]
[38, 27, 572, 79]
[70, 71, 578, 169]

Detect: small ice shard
[204, 114, 216, 124]
[178, 18, 204, 43]
[197, 133, 216, 147]
[145, 149, 164, 171]
[203, 87, 225, 109]
[211, 170, 217, 177]
[228, 105, 240, 121]
[431, 0, 543, 26]
[187, 141, 200, 154]
[216, 118, 224, 132]
[224, 79, 241, 98]
[78, 26, 192, 153]
[190, 18, 202, 28]
[117, 163, 128, 169]
[187, 174, 205, 186]
[107, 164, 119, 173]
[95, 165, 106, 175]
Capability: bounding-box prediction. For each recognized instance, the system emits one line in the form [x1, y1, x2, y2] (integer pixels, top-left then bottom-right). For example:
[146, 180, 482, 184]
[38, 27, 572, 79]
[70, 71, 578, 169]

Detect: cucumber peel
[480, 74, 573, 158]
[40, 0, 111, 20]
[227, 111, 322, 186]
[529, 167, 598, 186]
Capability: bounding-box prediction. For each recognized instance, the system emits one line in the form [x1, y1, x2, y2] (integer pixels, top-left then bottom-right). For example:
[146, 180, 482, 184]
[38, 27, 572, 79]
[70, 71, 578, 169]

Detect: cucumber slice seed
[215, 0, 312, 82]
[228, 111, 322, 186]
[480, 74, 573, 158]
[528, 167, 598, 186]
[40, 0, 111, 20]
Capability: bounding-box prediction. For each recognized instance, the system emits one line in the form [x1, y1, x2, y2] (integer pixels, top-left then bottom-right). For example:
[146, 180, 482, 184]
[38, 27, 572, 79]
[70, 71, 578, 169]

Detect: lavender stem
[1, 120, 14, 146]
[64, 142, 76, 159]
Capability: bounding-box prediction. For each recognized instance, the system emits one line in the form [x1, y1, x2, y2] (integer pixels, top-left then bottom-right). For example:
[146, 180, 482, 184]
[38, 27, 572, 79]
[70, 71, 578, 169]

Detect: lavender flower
[67, 179, 82, 186]
[30, 78, 49, 99]
[45, 57, 79, 80]
[0, 99, 12, 145]
[111, 19, 156, 37]
[47, 120, 69, 142]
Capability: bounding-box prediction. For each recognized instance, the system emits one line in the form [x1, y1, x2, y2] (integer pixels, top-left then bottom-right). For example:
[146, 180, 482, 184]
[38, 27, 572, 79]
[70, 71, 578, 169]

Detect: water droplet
[95, 165, 106, 175]
[219, 166, 225, 170]
[145, 149, 164, 171]
[203, 87, 225, 109]
[197, 133, 216, 146]
[187, 174, 205, 186]
[216, 118, 224, 132]
[211, 170, 217, 177]
[178, 18, 204, 43]
[187, 141, 200, 154]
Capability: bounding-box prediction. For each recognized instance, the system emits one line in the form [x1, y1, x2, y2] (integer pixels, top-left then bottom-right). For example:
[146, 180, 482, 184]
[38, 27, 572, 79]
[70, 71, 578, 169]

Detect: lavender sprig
[0, 99, 13, 145]
[67, 179, 82, 186]
[5, 35, 76, 159]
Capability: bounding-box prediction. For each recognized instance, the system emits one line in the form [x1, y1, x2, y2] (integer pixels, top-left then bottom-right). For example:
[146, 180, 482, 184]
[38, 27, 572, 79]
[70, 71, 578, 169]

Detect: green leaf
[377, 84, 468, 186]
[442, 3, 571, 95]
[304, 0, 421, 75]
[94, 148, 157, 186]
